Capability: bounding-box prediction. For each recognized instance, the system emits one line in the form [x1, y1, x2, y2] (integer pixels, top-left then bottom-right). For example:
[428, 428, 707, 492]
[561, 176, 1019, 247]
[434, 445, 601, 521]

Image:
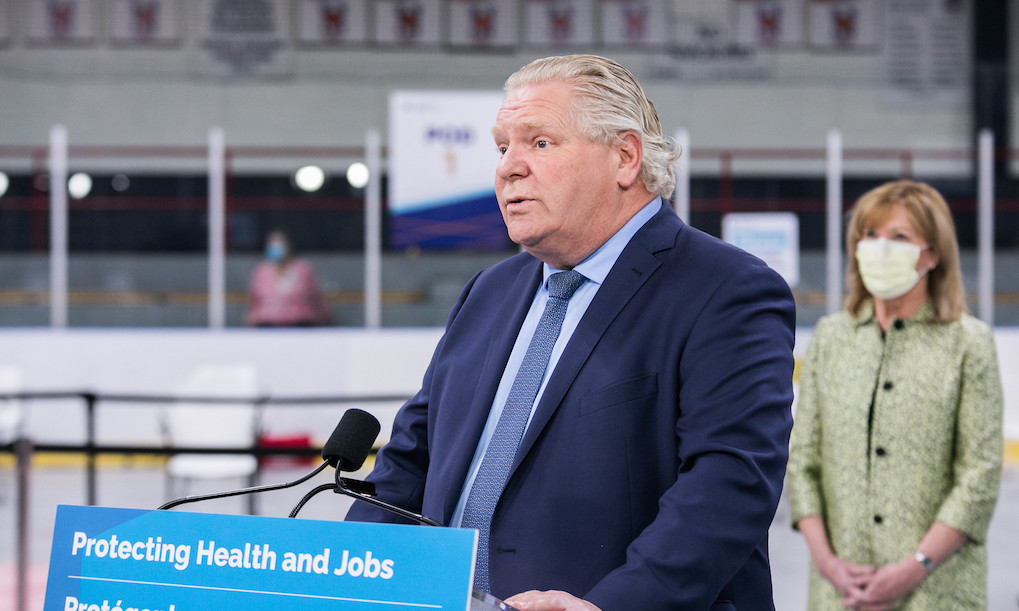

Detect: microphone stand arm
[288, 470, 442, 526]
[333, 478, 443, 526]
[159, 461, 330, 510]
[288, 483, 339, 518]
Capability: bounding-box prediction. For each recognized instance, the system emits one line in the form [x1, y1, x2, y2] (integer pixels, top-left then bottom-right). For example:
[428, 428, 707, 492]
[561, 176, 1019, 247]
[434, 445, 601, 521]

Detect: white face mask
[855, 238, 930, 300]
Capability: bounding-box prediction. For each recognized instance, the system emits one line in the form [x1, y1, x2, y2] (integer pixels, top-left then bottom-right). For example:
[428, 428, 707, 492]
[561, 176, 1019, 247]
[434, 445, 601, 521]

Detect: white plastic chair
[162, 364, 262, 513]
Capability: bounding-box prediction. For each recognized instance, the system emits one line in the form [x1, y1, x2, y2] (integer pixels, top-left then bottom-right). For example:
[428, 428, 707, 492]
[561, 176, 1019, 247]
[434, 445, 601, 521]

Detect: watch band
[914, 551, 936, 573]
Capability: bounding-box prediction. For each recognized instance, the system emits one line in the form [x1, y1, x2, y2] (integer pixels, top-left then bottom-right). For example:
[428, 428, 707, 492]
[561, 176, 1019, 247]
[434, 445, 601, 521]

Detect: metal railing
[0, 389, 410, 611]
[4, 128, 1015, 328]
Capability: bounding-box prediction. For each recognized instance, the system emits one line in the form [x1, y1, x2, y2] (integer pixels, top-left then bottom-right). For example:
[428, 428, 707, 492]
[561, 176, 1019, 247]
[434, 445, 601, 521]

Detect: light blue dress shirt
[450, 198, 663, 527]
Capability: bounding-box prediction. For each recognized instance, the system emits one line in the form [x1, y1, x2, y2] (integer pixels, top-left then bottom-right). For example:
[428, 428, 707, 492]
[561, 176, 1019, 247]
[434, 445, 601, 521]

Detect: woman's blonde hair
[505, 54, 681, 199]
[844, 180, 967, 322]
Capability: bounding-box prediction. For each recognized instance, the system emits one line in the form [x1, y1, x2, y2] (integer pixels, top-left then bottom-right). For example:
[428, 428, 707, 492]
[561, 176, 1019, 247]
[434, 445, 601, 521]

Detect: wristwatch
[914, 551, 936, 573]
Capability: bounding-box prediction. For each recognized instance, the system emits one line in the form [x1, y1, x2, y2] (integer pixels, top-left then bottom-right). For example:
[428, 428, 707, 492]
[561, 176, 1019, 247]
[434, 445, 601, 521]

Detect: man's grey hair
[505, 54, 681, 200]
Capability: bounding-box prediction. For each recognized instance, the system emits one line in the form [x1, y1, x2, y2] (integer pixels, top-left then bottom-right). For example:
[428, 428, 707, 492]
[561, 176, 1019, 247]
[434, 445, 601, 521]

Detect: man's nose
[497, 147, 528, 181]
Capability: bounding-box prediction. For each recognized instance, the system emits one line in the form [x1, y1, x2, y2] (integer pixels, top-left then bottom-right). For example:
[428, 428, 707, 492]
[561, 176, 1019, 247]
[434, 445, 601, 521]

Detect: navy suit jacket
[346, 204, 796, 610]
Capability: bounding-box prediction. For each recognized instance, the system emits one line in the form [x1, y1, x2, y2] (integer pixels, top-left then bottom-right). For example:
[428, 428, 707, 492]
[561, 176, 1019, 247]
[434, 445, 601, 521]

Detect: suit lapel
[441, 258, 543, 521]
[511, 208, 682, 471]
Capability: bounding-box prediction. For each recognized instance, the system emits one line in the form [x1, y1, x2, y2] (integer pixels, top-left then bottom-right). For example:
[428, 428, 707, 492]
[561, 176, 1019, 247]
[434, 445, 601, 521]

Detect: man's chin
[506, 227, 538, 249]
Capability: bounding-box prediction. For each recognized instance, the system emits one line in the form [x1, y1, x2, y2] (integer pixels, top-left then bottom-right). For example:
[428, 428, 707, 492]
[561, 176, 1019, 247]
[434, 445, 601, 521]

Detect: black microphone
[304, 415, 516, 610]
[323, 406, 381, 471]
[158, 408, 379, 511]
[287, 410, 441, 526]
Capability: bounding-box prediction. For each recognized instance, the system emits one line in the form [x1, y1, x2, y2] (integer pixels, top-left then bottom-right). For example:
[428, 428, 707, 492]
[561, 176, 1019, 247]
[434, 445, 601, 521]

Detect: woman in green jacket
[787, 180, 1003, 611]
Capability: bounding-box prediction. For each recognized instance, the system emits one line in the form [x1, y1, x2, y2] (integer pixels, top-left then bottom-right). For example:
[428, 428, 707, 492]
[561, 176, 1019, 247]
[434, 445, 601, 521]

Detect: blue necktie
[461, 269, 587, 593]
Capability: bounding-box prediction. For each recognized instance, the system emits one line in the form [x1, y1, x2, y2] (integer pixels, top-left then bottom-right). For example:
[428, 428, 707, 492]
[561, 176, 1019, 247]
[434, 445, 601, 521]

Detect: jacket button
[893, 319, 904, 330]
[874, 515, 883, 524]
[883, 381, 893, 391]
[875, 447, 886, 456]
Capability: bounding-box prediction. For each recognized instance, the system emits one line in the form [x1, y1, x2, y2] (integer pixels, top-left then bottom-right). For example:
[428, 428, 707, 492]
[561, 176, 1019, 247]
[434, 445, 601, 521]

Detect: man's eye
[498, 146, 508, 155]
[536, 140, 548, 148]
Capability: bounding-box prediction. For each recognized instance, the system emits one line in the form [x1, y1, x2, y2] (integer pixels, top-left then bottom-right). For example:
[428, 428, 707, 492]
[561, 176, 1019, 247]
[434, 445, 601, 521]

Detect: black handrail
[0, 390, 408, 502]
[0, 389, 408, 611]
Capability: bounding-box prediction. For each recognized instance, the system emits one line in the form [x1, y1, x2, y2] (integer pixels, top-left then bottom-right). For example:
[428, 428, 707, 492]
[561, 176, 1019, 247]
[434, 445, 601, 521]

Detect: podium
[45, 505, 515, 611]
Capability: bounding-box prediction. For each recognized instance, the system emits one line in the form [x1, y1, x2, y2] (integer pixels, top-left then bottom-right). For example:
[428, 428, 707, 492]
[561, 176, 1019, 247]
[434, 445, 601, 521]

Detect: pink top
[245, 259, 332, 327]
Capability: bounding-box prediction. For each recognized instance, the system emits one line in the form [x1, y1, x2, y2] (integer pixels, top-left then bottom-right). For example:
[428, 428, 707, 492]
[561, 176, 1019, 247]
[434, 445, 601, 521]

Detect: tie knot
[546, 270, 587, 301]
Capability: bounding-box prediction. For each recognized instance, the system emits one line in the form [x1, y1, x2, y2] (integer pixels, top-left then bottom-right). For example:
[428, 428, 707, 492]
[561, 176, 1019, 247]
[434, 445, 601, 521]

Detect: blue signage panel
[388, 91, 508, 250]
[45, 505, 478, 611]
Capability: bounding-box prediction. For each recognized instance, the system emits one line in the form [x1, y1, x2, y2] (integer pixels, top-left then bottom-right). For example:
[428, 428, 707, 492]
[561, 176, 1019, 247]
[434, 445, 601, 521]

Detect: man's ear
[615, 130, 643, 189]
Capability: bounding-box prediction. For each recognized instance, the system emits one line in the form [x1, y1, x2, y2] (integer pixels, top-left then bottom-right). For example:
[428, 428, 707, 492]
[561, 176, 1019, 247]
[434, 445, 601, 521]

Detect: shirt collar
[542, 197, 662, 287]
[853, 298, 936, 328]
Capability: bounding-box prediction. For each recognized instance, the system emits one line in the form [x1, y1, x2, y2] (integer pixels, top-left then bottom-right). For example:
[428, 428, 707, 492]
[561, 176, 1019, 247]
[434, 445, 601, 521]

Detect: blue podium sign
[45, 505, 478, 611]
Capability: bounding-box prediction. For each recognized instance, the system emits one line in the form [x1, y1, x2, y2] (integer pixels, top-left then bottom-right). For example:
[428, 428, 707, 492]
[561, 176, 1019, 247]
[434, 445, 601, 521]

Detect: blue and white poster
[45, 505, 478, 610]
[388, 91, 506, 250]
[722, 212, 800, 287]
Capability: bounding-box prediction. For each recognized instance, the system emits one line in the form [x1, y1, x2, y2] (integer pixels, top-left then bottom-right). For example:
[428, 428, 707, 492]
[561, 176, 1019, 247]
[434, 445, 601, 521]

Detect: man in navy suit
[346, 54, 795, 611]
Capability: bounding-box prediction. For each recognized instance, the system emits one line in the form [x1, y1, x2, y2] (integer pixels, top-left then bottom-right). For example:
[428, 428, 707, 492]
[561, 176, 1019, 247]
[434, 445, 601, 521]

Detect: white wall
[0, 328, 443, 448]
[0, 28, 976, 169]
[1, 327, 1016, 452]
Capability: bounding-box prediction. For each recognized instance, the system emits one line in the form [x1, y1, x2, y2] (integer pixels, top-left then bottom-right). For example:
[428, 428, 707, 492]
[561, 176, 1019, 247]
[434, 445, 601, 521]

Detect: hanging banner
[195, 0, 291, 77]
[600, 0, 669, 48]
[524, 0, 596, 47]
[735, 0, 804, 47]
[388, 90, 507, 250]
[375, 0, 443, 46]
[671, 0, 732, 47]
[27, 0, 97, 44]
[807, 0, 879, 50]
[45, 505, 479, 611]
[110, 0, 181, 45]
[881, 0, 970, 107]
[447, 0, 519, 49]
[296, 0, 369, 46]
[649, 0, 771, 80]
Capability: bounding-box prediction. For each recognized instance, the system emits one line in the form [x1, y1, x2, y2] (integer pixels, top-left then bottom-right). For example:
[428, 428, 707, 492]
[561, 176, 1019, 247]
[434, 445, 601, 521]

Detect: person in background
[346, 54, 796, 610]
[787, 180, 1003, 611]
[245, 229, 332, 327]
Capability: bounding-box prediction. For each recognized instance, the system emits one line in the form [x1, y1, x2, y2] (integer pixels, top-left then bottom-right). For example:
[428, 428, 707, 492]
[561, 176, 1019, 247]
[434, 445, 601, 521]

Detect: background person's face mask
[855, 237, 929, 300]
[265, 242, 287, 262]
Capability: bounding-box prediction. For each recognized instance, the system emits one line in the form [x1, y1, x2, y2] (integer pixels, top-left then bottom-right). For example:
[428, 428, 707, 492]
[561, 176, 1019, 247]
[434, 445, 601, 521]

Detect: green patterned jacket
[787, 300, 1003, 610]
